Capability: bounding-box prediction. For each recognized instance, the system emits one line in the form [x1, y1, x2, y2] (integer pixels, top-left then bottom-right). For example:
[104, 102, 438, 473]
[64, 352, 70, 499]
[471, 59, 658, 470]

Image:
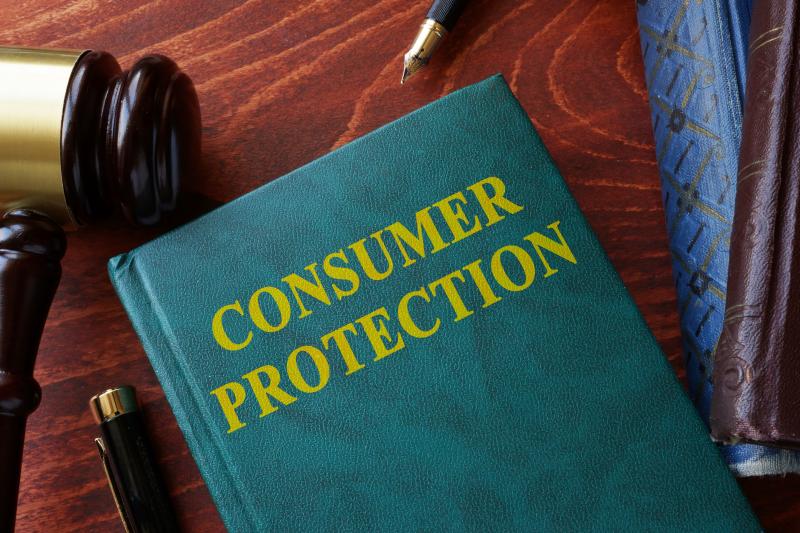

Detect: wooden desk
[2, 0, 797, 530]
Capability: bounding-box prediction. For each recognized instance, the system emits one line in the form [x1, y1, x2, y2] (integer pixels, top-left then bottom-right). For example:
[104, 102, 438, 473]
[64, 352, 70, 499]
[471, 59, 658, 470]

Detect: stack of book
[108, 76, 759, 530]
[100, 3, 800, 530]
[637, 0, 800, 475]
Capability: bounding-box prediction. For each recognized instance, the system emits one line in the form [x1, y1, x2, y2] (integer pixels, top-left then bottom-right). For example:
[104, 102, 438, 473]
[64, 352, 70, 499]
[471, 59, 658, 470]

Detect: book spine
[725, 0, 752, 100]
[107, 253, 263, 531]
[711, 0, 800, 446]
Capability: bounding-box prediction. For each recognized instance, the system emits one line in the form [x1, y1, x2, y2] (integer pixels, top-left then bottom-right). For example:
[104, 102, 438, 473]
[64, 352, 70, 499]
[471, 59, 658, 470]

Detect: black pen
[90, 386, 179, 533]
[401, 0, 470, 83]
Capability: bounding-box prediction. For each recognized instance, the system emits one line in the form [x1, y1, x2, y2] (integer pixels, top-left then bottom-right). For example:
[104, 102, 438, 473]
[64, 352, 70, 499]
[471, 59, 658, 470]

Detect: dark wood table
[3, 0, 798, 530]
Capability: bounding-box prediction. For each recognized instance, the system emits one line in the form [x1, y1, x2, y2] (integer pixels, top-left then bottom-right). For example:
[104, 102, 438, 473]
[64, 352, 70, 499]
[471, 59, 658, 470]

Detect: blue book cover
[108, 76, 757, 531]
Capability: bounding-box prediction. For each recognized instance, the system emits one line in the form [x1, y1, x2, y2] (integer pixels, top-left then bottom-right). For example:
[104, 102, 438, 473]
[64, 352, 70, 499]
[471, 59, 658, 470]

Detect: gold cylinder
[0, 47, 85, 226]
[90, 386, 139, 423]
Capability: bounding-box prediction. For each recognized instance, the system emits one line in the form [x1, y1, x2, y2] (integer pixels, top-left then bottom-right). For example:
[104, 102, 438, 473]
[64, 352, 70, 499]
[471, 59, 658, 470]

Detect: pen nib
[400, 55, 425, 85]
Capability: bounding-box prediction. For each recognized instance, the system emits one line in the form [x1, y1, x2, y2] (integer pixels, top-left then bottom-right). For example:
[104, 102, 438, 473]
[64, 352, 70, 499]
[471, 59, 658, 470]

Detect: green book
[109, 75, 758, 531]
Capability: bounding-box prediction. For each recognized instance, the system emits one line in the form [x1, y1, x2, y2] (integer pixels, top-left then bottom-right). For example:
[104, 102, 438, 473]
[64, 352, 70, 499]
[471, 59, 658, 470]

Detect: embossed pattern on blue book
[637, 0, 800, 475]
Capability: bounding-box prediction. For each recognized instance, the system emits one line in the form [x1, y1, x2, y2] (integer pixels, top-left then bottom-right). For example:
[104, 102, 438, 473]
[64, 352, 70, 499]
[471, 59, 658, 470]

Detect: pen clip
[95, 437, 133, 533]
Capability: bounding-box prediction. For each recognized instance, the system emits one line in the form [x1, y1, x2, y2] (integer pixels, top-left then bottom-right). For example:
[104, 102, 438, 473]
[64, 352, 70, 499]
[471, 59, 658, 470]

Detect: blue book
[108, 76, 756, 531]
[637, 0, 800, 474]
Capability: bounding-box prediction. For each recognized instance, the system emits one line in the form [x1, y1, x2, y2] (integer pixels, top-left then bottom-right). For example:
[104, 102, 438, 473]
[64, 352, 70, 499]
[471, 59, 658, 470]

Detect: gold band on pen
[90, 386, 139, 423]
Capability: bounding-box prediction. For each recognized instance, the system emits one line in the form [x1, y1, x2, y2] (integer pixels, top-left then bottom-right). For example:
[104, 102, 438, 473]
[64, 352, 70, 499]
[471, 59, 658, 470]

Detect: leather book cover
[711, 0, 800, 446]
[108, 76, 757, 531]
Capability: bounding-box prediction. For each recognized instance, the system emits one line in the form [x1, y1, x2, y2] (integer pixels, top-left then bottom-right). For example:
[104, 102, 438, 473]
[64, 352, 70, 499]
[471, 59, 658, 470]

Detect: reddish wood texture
[1, 0, 796, 530]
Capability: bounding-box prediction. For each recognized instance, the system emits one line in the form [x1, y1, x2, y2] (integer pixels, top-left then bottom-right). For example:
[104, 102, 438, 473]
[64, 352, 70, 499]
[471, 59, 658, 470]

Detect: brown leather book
[711, 0, 800, 446]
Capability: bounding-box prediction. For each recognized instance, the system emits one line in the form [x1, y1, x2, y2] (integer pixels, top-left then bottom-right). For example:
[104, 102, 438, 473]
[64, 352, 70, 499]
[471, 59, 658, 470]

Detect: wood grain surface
[1, 0, 797, 531]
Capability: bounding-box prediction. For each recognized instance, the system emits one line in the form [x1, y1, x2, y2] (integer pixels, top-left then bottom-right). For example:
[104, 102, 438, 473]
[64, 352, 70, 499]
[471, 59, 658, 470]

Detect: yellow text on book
[208, 176, 578, 434]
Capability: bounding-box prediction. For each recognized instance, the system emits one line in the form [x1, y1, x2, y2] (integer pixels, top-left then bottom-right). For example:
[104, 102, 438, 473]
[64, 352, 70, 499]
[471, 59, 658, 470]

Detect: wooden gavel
[0, 47, 200, 532]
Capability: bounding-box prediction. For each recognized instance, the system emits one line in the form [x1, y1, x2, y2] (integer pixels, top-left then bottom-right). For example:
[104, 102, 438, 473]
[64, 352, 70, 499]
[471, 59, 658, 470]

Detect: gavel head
[0, 48, 201, 227]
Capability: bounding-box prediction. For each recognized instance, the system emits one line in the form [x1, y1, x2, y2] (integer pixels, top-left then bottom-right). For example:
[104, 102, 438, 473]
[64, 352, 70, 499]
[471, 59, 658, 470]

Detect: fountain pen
[90, 386, 179, 533]
[401, 0, 469, 84]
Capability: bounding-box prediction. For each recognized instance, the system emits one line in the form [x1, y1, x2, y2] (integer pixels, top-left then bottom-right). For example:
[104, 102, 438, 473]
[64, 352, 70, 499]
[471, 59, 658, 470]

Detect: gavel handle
[0, 210, 65, 533]
[0, 418, 28, 531]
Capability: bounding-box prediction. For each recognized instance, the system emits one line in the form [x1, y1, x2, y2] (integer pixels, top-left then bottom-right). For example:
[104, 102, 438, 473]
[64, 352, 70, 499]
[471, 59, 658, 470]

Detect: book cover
[637, 0, 800, 475]
[712, 0, 800, 447]
[108, 75, 757, 531]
